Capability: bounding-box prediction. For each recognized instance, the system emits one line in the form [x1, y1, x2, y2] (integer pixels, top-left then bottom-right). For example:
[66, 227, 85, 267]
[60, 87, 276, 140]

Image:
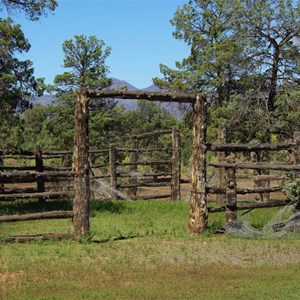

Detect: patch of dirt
[0, 271, 24, 283]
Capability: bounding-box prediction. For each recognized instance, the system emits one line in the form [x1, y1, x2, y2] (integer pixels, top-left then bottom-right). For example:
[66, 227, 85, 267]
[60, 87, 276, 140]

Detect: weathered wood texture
[129, 137, 138, 197]
[0, 171, 74, 183]
[189, 94, 208, 235]
[207, 186, 282, 195]
[0, 150, 3, 193]
[0, 191, 73, 201]
[207, 142, 296, 152]
[225, 164, 237, 223]
[171, 126, 181, 201]
[35, 145, 45, 205]
[109, 144, 117, 199]
[2, 233, 74, 243]
[0, 210, 74, 222]
[209, 162, 300, 171]
[216, 126, 226, 206]
[208, 200, 292, 213]
[73, 88, 91, 238]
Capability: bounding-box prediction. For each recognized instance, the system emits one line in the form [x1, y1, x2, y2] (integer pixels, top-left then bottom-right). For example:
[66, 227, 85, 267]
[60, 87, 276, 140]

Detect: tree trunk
[268, 45, 280, 112]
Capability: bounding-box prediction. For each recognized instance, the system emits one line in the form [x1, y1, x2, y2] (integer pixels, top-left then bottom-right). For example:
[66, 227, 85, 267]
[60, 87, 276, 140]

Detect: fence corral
[207, 127, 300, 223]
[0, 128, 183, 241]
[2, 88, 299, 240]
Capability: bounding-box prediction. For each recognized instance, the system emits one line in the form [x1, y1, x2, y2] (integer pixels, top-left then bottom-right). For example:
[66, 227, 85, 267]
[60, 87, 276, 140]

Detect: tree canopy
[154, 0, 300, 109]
[53, 35, 112, 94]
[0, 17, 43, 114]
[0, 0, 57, 21]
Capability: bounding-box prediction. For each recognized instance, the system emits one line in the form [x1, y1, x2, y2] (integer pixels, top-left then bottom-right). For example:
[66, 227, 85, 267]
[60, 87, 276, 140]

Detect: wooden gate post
[225, 165, 237, 223]
[73, 88, 91, 239]
[109, 144, 118, 200]
[35, 145, 45, 205]
[188, 94, 208, 235]
[292, 131, 300, 178]
[129, 137, 138, 197]
[216, 126, 226, 206]
[0, 150, 4, 193]
[171, 126, 181, 201]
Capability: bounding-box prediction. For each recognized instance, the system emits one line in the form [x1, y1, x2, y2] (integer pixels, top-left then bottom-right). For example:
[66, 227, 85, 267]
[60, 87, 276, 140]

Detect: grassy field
[1, 200, 300, 299]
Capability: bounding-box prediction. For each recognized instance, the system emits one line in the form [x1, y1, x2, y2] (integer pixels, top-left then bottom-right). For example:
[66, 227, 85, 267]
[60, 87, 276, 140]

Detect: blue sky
[9, 0, 190, 89]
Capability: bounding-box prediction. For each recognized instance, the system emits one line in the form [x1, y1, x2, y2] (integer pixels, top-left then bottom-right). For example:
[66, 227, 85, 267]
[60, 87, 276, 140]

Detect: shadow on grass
[0, 199, 73, 215]
[0, 199, 129, 216]
[92, 200, 128, 214]
[92, 234, 143, 244]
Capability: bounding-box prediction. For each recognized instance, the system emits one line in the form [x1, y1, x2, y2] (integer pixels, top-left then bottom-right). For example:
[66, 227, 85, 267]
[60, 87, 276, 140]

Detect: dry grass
[1, 237, 300, 299]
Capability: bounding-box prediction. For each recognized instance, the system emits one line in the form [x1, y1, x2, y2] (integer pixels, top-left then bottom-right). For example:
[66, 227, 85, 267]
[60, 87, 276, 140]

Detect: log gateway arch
[73, 87, 207, 239]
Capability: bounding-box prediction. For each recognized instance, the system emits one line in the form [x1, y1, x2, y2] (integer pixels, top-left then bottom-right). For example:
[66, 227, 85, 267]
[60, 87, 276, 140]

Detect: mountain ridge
[32, 78, 161, 109]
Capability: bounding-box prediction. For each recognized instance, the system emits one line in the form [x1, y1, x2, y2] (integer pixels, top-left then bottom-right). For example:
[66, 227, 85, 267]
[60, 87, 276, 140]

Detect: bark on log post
[73, 88, 91, 239]
[225, 163, 237, 223]
[109, 144, 118, 199]
[171, 126, 181, 201]
[216, 126, 226, 206]
[35, 145, 45, 205]
[259, 151, 270, 202]
[188, 94, 208, 235]
[292, 131, 300, 178]
[0, 150, 4, 193]
[129, 137, 138, 197]
[251, 151, 262, 202]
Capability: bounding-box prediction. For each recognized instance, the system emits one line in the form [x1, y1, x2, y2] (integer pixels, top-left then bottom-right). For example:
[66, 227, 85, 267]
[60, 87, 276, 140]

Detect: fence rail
[206, 128, 300, 224]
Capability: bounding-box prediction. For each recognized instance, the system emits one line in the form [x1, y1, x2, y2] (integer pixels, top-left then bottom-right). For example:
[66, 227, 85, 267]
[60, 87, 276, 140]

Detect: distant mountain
[31, 78, 169, 112]
[142, 84, 162, 92]
[31, 94, 56, 106]
[108, 78, 163, 110]
[109, 78, 138, 91]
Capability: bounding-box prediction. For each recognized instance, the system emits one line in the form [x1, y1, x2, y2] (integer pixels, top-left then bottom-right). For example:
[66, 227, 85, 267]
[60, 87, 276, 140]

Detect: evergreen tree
[0, 0, 57, 21]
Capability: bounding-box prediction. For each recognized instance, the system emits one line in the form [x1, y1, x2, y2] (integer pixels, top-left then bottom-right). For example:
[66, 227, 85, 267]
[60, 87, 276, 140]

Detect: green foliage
[282, 173, 300, 203]
[0, 113, 24, 149]
[53, 34, 112, 92]
[273, 89, 300, 140]
[0, 18, 44, 115]
[154, 0, 300, 143]
[0, 0, 57, 21]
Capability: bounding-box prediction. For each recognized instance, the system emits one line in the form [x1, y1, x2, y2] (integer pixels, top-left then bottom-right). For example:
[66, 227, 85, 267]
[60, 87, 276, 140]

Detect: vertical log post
[225, 164, 237, 223]
[216, 126, 226, 206]
[251, 151, 262, 202]
[292, 131, 300, 179]
[109, 144, 118, 200]
[129, 137, 138, 197]
[0, 150, 4, 193]
[73, 88, 90, 239]
[259, 151, 270, 202]
[188, 94, 208, 235]
[35, 145, 45, 205]
[171, 126, 181, 201]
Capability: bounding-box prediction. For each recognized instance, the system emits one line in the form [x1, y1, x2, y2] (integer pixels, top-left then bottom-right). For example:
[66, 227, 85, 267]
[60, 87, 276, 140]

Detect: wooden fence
[206, 128, 300, 223]
[0, 127, 181, 241]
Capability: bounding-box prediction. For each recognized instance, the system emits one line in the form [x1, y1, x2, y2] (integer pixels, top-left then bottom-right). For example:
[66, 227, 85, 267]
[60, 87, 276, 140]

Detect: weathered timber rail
[0, 210, 74, 222]
[0, 126, 180, 202]
[206, 128, 300, 225]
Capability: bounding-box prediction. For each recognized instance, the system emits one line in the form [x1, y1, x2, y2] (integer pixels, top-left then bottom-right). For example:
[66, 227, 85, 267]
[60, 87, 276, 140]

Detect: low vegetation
[1, 200, 300, 299]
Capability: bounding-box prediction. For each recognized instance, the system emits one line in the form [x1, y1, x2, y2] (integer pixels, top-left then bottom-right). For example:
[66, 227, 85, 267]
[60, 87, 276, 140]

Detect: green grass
[1, 200, 300, 299]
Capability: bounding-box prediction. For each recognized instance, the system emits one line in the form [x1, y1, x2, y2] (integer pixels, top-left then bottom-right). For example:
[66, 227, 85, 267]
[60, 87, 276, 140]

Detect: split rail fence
[206, 128, 300, 223]
[0, 127, 181, 241]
